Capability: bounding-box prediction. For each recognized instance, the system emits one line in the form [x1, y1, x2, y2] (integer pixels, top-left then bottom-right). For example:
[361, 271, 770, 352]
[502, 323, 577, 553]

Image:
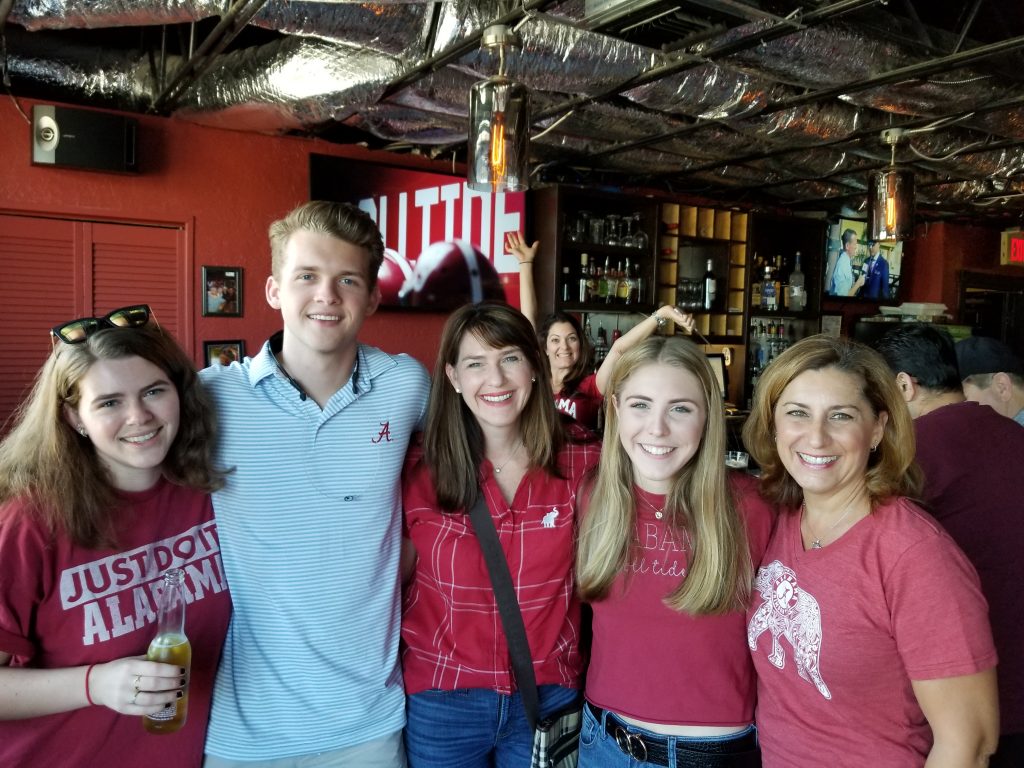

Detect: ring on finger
[133, 674, 141, 696]
[131, 688, 140, 704]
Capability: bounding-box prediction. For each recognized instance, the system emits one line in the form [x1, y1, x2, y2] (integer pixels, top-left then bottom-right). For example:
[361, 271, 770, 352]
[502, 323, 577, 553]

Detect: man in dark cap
[956, 335, 1024, 427]
[878, 323, 1024, 767]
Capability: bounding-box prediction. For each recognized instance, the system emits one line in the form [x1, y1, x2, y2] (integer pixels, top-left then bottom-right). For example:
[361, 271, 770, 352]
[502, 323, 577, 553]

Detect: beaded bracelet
[651, 310, 667, 329]
[84, 663, 96, 706]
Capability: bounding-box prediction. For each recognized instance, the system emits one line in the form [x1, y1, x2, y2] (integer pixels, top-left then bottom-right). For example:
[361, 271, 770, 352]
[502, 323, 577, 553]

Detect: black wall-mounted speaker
[32, 104, 138, 173]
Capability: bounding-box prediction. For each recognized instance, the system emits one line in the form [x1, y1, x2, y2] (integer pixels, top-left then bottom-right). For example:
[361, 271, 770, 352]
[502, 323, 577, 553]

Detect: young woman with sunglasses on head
[508, 232, 695, 432]
[575, 337, 772, 767]
[0, 306, 231, 767]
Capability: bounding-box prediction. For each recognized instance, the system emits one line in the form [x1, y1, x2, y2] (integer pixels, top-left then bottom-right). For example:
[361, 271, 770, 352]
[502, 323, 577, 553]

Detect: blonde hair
[268, 200, 384, 286]
[576, 336, 751, 615]
[742, 334, 921, 510]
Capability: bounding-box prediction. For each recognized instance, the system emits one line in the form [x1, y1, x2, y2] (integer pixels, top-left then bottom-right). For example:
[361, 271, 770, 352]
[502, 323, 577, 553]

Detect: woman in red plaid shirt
[401, 301, 601, 768]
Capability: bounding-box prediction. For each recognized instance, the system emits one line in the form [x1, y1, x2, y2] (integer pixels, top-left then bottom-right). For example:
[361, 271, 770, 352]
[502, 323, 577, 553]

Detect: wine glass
[605, 214, 621, 247]
[620, 215, 636, 249]
[631, 213, 650, 252]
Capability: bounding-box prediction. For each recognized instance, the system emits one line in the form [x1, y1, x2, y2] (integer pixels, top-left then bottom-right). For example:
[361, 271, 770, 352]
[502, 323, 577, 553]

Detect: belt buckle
[614, 726, 648, 763]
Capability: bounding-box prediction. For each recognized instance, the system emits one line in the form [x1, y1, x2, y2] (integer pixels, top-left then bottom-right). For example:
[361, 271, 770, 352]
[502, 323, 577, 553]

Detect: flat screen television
[823, 218, 903, 302]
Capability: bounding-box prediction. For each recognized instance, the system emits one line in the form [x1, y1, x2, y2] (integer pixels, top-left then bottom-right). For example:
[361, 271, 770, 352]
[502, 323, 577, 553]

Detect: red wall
[0, 97, 449, 370]
[902, 220, 1006, 313]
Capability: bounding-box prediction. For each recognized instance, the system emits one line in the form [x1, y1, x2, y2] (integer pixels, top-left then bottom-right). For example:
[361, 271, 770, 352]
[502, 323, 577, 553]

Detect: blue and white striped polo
[200, 339, 429, 760]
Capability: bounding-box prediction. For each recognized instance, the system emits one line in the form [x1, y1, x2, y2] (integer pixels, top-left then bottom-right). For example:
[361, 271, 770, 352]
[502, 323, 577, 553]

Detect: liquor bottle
[597, 257, 610, 301]
[594, 323, 608, 367]
[760, 265, 777, 311]
[750, 254, 763, 308]
[144, 569, 191, 734]
[702, 258, 717, 311]
[579, 253, 590, 302]
[773, 255, 784, 307]
[617, 259, 631, 303]
[788, 251, 806, 311]
[561, 262, 571, 302]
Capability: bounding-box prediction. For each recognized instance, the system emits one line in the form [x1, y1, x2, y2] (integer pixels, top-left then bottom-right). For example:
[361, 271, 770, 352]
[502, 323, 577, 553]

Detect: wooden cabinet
[656, 202, 749, 342]
[531, 186, 659, 318]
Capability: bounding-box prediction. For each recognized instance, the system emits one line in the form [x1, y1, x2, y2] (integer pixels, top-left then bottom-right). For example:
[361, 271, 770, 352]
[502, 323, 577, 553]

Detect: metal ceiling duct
[172, 36, 402, 132]
[695, 20, 914, 90]
[624, 62, 783, 120]
[737, 101, 875, 144]
[2, 27, 157, 108]
[250, 1, 434, 57]
[8, 0, 219, 30]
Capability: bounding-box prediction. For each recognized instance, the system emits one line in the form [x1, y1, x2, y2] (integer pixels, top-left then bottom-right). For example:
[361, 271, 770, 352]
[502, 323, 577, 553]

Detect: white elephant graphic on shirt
[747, 560, 831, 700]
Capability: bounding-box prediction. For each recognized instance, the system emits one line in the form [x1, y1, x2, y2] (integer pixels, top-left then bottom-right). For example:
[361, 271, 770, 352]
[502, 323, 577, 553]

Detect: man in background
[877, 323, 1024, 767]
[201, 201, 430, 767]
[853, 240, 889, 299]
[956, 335, 1024, 426]
[826, 228, 856, 297]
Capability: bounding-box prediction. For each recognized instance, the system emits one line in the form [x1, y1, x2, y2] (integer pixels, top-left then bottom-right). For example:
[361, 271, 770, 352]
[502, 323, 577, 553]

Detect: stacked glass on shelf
[566, 211, 649, 249]
[677, 259, 717, 311]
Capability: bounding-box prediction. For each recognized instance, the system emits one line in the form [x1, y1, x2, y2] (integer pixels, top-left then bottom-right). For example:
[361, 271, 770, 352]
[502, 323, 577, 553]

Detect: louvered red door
[0, 213, 188, 432]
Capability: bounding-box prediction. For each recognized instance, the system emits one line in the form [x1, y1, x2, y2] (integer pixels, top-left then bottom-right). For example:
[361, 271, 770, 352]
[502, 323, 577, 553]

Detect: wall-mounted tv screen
[823, 218, 903, 302]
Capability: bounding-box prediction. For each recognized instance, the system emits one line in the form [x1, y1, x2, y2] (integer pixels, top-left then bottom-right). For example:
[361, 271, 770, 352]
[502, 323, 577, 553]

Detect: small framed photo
[204, 340, 245, 368]
[820, 314, 843, 338]
[202, 266, 243, 317]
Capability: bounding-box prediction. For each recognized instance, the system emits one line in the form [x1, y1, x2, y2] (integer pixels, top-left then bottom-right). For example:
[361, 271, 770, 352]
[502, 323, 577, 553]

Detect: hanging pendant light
[467, 25, 530, 194]
[868, 131, 915, 240]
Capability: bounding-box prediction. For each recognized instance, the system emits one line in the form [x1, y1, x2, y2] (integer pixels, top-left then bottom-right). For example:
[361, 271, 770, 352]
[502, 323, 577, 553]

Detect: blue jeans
[405, 685, 579, 768]
[579, 703, 760, 768]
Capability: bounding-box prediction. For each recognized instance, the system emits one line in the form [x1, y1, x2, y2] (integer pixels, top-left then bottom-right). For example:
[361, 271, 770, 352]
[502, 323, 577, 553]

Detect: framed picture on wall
[203, 340, 245, 367]
[202, 266, 243, 317]
[823, 218, 902, 302]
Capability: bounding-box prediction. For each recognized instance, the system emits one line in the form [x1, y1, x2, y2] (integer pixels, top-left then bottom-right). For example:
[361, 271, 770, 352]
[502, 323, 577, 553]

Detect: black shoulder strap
[466, 491, 541, 729]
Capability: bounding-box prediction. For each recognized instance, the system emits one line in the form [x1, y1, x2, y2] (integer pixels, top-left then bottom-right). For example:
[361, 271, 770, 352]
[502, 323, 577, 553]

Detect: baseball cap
[955, 335, 1024, 379]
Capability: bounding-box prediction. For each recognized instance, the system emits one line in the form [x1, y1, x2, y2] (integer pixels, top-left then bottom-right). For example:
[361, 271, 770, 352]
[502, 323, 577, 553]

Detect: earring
[870, 443, 878, 452]
[455, 388, 462, 394]
[531, 377, 536, 383]
[77, 426, 88, 437]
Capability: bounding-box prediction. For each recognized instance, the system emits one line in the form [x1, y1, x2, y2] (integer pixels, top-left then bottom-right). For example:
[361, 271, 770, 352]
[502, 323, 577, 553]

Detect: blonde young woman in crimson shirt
[401, 302, 601, 768]
[575, 336, 772, 767]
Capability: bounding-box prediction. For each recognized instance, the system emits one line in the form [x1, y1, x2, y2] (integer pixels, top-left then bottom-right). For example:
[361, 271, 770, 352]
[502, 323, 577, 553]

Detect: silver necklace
[491, 441, 522, 474]
[803, 498, 860, 549]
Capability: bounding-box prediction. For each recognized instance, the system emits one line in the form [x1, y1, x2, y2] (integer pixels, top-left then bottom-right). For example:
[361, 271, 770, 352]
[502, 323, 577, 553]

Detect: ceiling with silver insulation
[4, 0, 1024, 220]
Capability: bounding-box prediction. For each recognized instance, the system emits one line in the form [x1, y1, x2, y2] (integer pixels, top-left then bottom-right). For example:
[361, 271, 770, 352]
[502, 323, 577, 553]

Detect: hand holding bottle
[84, 656, 186, 716]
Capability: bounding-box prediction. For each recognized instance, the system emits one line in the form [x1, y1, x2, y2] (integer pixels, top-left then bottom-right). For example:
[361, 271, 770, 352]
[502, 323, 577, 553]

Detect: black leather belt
[587, 702, 761, 767]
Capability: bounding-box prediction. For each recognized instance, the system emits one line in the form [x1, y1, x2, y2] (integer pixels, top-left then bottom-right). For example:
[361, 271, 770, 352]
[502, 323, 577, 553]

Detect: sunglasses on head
[51, 305, 152, 344]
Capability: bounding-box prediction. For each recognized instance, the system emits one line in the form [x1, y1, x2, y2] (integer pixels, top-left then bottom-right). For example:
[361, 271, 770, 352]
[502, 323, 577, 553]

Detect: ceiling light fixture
[467, 24, 530, 194]
[868, 128, 915, 241]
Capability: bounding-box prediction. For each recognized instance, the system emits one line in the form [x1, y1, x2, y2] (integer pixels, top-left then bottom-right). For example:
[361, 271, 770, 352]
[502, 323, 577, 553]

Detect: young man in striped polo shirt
[201, 201, 430, 768]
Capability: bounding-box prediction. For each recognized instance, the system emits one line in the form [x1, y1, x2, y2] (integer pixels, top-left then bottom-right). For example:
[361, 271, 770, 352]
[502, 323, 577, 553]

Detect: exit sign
[1001, 230, 1024, 266]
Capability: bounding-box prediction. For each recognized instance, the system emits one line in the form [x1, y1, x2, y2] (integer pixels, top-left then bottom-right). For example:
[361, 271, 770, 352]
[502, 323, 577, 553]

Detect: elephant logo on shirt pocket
[748, 560, 831, 700]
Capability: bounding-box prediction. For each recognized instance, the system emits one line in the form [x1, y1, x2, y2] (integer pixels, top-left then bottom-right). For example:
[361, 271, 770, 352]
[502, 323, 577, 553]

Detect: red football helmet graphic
[401, 240, 505, 309]
[377, 248, 414, 305]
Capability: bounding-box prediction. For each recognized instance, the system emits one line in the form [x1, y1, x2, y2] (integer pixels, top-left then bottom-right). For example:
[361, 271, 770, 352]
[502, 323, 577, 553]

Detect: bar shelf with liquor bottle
[531, 186, 659, 315]
[744, 215, 828, 406]
[657, 202, 748, 343]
